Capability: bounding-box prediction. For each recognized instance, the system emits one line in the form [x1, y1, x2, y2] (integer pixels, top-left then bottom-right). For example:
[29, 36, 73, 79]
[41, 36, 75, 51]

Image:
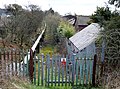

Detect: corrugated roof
[69, 23, 102, 50]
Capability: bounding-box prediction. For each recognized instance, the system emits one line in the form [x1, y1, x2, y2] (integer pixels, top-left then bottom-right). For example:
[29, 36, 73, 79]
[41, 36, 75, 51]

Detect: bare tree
[4, 4, 44, 49]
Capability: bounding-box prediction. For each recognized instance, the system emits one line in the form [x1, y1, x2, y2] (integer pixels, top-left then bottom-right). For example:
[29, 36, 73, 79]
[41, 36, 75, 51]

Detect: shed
[67, 23, 102, 58]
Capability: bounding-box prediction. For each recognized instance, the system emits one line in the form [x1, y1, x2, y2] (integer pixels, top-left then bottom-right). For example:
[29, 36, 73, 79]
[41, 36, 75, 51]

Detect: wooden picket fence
[31, 52, 99, 86]
[0, 49, 103, 87]
[0, 49, 29, 79]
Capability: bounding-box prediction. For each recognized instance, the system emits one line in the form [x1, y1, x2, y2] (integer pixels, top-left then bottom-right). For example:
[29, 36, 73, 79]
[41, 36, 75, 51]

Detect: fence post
[92, 54, 97, 86]
[29, 49, 34, 83]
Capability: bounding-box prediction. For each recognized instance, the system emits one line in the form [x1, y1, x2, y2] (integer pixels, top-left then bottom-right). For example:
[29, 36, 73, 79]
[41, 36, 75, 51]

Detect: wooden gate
[31, 53, 98, 86]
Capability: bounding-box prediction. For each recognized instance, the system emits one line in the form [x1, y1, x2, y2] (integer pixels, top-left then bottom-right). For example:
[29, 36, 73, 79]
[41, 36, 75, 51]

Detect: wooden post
[26, 50, 29, 76]
[86, 58, 89, 84]
[15, 50, 17, 76]
[58, 55, 60, 86]
[47, 54, 50, 86]
[45, 55, 48, 86]
[55, 56, 57, 86]
[65, 55, 68, 86]
[41, 54, 44, 86]
[92, 54, 97, 86]
[18, 51, 21, 77]
[7, 51, 9, 78]
[3, 50, 6, 78]
[11, 50, 13, 76]
[22, 50, 25, 77]
[29, 49, 34, 83]
[79, 59, 82, 84]
[76, 58, 78, 85]
[34, 57, 36, 85]
[51, 55, 53, 86]
[90, 58, 93, 84]
[37, 54, 40, 86]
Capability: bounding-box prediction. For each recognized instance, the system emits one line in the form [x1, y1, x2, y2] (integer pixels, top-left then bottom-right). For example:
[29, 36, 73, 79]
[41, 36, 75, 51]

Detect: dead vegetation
[104, 69, 120, 89]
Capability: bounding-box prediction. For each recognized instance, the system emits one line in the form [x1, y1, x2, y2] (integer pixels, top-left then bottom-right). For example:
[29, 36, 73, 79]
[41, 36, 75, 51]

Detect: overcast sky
[0, 0, 118, 15]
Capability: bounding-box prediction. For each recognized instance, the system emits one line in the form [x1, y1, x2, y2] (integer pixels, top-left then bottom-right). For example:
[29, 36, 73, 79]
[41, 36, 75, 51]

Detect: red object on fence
[61, 58, 66, 66]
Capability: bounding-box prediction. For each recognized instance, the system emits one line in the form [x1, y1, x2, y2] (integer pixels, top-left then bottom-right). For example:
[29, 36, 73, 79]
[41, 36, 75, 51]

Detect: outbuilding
[67, 23, 102, 58]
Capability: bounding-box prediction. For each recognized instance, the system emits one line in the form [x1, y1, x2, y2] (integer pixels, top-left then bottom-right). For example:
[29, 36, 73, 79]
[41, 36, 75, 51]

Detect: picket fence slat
[34, 58, 36, 85]
[37, 55, 40, 86]
[7, 51, 9, 77]
[54, 56, 57, 86]
[45, 55, 47, 86]
[41, 54, 44, 86]
[0, 52, 1, 73]
[15, 51, 17, 76]
[90, 58, 93, 84]
[82, 58, 84, 84]
[18, 51, 20, 77]
[58, 55, 60, 86]
[11, 51, 13, 76]
[65, 55, 68, 86]
[62, 60, 64, 86]
[47, 55, 50, 86]
[3, 51, 6, 78]
[51, 55, 53, 86]
[86, 58, 89, 84]
[23, 51, 25, 77]
[26, 51, 29, 76]
[72, 54, 75, 86]
[78, 60, 80, 85]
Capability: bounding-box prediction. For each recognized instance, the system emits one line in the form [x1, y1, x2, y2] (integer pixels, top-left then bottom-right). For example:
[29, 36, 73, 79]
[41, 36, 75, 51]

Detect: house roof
[76, 15, 90, 25]
[63, 15, 90, 26]
[63, 15, 76, 20]
[63, 15, 77, 25]
[0, 9, 8, 16]
[0, 8, 12, 16]
[69, 23, 102, 50]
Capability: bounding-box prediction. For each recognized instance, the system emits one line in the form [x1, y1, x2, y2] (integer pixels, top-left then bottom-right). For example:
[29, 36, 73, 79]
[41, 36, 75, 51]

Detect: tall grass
[40, 45, 55, 56]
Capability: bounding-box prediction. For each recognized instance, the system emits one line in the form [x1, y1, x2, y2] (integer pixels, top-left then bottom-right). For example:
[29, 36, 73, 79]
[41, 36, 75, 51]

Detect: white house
[67, 23, 102, 58]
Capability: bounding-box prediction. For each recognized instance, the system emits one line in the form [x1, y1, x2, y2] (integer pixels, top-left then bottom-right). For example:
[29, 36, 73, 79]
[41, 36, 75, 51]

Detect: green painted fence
[30, 53, 95, 86]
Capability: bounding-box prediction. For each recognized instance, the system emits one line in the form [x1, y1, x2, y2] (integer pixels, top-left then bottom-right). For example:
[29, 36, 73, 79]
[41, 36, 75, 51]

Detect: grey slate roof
[69, 23, 102, 50]
[76, 15, 90, 25]
[0, 8, 12, 16]
[0, 9, 7, 16]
